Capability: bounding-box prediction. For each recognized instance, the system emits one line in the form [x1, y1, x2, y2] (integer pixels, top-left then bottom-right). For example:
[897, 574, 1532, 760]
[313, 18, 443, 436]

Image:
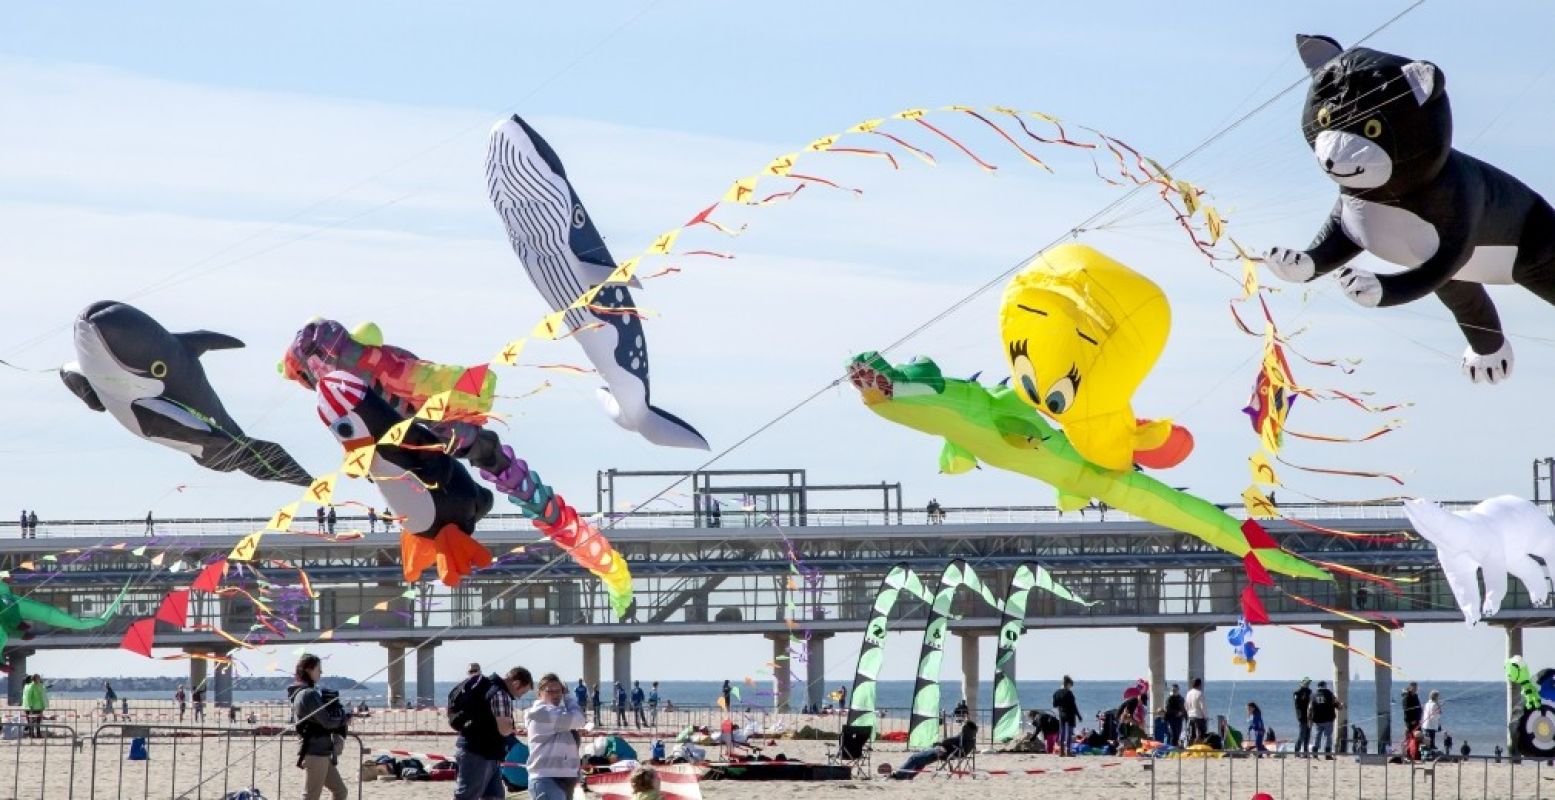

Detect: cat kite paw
[1264, 247, 1316, 282]
[1335, 267, 1382, 308]
[1463, 341, 1514, 385]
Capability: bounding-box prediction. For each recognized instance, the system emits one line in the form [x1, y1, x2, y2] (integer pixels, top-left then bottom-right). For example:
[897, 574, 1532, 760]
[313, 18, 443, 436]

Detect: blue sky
[4, 1, 1555, 686]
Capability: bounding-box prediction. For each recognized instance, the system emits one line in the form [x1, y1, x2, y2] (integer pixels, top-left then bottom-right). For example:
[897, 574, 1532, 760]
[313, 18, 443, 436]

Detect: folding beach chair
[934, 726, 977, 778]
[826, 725, 873, 779]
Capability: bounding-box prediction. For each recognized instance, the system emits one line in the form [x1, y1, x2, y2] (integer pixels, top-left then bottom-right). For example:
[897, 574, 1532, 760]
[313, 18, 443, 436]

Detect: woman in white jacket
[527, 673, 585, 800]
[1421, 690, 1443, 749]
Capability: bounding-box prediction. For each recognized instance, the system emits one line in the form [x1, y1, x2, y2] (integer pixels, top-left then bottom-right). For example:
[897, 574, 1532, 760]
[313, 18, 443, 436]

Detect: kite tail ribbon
[469, 439, 634, 619]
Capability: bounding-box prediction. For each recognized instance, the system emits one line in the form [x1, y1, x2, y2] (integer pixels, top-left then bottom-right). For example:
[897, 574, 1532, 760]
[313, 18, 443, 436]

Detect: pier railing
[0, 500, 1470, 540]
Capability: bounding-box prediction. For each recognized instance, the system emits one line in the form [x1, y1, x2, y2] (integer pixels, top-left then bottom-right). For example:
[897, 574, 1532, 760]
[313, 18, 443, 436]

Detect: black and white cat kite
[1265, 34, 1555, 385]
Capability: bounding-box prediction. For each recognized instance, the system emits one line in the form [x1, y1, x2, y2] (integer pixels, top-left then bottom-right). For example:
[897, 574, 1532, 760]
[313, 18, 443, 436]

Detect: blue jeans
[1058, 721, 1074, 755]
[1313, 722, 1335, 754]
[454, 744, 504, 800]
[530, 777, 577, 800]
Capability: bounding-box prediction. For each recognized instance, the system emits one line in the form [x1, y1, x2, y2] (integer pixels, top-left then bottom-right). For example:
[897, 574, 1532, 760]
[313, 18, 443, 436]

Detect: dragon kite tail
[16, 580, 130, 630]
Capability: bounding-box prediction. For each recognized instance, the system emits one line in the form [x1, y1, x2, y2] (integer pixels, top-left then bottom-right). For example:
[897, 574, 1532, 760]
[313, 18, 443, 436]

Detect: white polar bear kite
[1403, 496, 1555, 626]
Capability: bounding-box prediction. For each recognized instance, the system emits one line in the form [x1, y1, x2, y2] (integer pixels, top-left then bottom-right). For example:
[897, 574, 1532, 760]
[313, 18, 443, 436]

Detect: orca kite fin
[59, 363, 106, 412]
[596, 388, 710, 450]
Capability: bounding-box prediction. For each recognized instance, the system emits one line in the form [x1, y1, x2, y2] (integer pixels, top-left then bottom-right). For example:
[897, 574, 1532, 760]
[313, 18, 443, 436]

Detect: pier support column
[806, 633, 832, 712]
[416, 642, 438, 708]
[577, 637, 602, 690]
[213, 653, 234, 707]
[611, 637, 638, 691]
[956, 631, 981, 716]
[765, 633, 792, 713]
[385, 642, 406, 709]
[1507, 624, 1524, 751]
[1144, 628, 1167, 728]
[1187, 627, 1206, 688]
[1374, 629, 1393, 753]
[188, 649, 209, 694]
[1329, 626, 1351, 753]
[5, 649, 31, 706]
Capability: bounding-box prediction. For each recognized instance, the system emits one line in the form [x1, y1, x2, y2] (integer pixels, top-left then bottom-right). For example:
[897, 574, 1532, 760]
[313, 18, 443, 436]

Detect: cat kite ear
[1401, 60, 1442, 105]
[1295, 34, 1344, 72]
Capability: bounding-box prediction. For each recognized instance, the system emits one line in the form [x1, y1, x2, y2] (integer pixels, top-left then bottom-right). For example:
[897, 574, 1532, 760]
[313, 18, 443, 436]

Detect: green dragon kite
[0, 581, 128, 662]
[846, 352, 1330, 582]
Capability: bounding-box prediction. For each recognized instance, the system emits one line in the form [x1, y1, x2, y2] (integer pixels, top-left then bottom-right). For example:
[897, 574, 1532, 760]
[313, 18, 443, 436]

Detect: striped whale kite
[485, 115, 708, 450]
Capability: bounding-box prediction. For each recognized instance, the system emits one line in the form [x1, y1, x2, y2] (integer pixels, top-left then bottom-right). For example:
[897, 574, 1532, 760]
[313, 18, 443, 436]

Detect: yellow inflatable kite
[999, 243, 1192, 472]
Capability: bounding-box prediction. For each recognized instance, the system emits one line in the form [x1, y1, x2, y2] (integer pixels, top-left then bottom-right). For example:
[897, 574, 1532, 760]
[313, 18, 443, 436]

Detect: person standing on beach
[1052, 676, 1081, 756]
[1293, 677, 1313, 756]
[630, 681, 647, 728]
[1246, 702, 1267, 755]
[574, 679, 588, 710]
[1310, 680, 1340, 759]
[648, 681, 660, 727]
[720, 679, 733, 712]
[193, 685, 206, 721]
[103, 681, 117, 720]
[176, 684, 187, 721]
[590, 683, 602, 726]
[452, 666, 532, 800]
[1163, 684, 1185, 746]
[288, 653, 350, 800]
[1402, 682, 1422, 738]
[1422, 690, 1443, 749]
[614, 682, 628, 728]
[526, 673, 584, 800]
[22, 674, 46, 738]
[1185, 678, 1207, 744]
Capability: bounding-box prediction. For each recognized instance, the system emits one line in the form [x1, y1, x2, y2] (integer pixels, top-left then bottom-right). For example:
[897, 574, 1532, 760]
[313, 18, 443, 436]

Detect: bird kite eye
[1316, 106, 1332, 128]
[333, 420, 354, 439]
[1363, 118, 1383, 138]
[1044, 374, 1077, 415]
[149, 361, 168, 378]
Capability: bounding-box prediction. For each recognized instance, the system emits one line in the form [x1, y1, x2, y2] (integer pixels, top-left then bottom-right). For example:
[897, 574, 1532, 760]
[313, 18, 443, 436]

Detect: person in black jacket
[288, 654, 351, 800]
[1309, 680, 1341, 759]
[1163, 684, 1186, 747]
[1293, 678, 1314, 756]
[1402, 682, 1423, 738]
[1053, 676, 1081, 757]
[452, 667, 533, 800]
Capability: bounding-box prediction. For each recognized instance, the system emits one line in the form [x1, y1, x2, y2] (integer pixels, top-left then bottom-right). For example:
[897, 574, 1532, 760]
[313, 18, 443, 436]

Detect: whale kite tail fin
[1134, 420, 1194, 470]
[196, 436, 314, 487]
[400, 527, 492, 588]
[596, 388, 709, 450]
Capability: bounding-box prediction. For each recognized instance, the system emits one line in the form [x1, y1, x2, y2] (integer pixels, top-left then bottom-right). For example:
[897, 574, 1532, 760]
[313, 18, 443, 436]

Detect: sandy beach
[6, 720, 1551, 800]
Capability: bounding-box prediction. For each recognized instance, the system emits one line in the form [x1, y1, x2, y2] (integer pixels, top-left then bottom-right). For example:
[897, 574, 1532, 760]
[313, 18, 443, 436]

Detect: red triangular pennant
[453, 364, 489, 396]
[155, 589, 190, 628]
[1242, 552, 1275, 587]
[1240, 519, 1279, 550]
[190, 559, 227, 593]
[1241, 585, 1271, 625]
[119, 618, 157, 658]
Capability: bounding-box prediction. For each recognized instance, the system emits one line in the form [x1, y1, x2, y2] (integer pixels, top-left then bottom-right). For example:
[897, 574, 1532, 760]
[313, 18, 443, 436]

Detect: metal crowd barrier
[85, 723, 366, 800]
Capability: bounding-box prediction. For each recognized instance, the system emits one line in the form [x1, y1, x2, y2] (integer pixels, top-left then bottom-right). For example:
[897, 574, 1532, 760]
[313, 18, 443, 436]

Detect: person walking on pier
[526, 673, 584, 800]
[648, 682, 660, 727]
[630, 681, 647, 728]
[1052, 676, 1080, 757]
[1310, 680, 1340, 759]
[289, 653, 351, 800]
[1293, 678, 1313, 756]
[27, 510, 37, 538]
[316, 506, 326, 533]
[326, 505, 337, 535]
[145, 511, 154, 536]
[18, 509, 27, 538]
[1185, 678, 1207, 744]
[451, 666, 532, 800]
[1163, 684, 1185, 746]
[614, 681, 628, 728]
[367, 507, 377, 534]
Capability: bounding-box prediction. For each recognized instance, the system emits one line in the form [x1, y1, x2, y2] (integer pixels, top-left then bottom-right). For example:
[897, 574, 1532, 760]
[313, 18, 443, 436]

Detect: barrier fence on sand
[1, 716, 1548, 800]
